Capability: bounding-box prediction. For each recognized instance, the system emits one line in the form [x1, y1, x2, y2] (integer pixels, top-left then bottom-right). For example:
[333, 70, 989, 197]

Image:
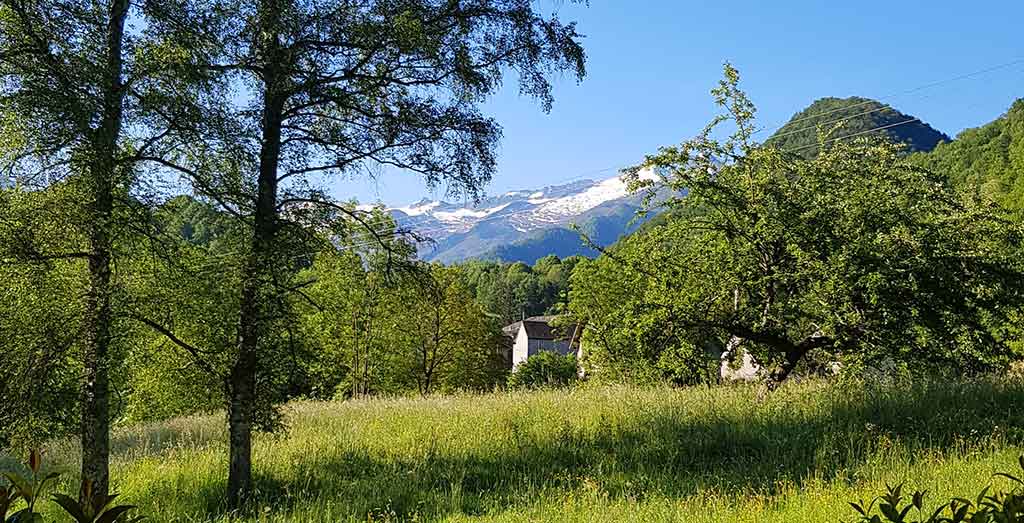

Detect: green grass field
[12, 378, 1024, 522]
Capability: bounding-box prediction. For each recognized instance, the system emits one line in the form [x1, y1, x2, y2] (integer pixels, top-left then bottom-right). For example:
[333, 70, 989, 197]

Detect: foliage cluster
[568, 66, 1024, 389]
[1, 450, 139, 523]
[507, 351, 578, 390]
[847, 458, 1024, 522]
[911, 99, 1024, 212]
[459, 255, 582, 326]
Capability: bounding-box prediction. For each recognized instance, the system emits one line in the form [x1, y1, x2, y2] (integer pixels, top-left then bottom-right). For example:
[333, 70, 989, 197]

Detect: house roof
[503, 315, 561, 341]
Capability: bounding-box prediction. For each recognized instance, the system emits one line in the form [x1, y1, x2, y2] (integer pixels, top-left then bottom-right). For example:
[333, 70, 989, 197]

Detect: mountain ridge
[386, 169, 659, 264]
[765, 96, 950, 156]
[383, 96, 951, 264]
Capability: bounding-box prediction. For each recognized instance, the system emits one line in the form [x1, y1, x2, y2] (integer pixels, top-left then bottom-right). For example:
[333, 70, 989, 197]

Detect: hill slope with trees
[912, 99, 1024, 210]
[766, 96, 950, 156]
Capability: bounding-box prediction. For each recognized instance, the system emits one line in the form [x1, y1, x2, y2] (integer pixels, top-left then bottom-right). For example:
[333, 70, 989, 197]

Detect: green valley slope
[22, 379, 1024, 523]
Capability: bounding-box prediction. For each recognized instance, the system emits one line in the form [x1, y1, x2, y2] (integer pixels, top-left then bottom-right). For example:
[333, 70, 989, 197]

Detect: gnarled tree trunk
[758, 331, 830, 398]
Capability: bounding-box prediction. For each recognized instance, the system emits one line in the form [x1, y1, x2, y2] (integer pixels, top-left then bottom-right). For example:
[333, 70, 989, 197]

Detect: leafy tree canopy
[571, 65, 1024, 390]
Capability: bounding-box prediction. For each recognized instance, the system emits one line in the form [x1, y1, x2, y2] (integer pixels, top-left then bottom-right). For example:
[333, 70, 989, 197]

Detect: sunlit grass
[14, 378, 1024, 522]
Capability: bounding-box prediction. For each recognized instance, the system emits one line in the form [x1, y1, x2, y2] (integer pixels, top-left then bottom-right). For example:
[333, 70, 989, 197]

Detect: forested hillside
[766, 96, 949, 156]
[912, 99, 1024, 210]
[478, 200, 650, 264]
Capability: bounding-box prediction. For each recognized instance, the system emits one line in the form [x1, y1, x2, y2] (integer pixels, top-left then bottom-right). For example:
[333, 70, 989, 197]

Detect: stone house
[501, 315, 576, 369]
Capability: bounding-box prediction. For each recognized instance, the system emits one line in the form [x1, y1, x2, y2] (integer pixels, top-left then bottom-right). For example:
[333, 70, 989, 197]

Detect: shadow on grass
[143, 378, 1024, 521]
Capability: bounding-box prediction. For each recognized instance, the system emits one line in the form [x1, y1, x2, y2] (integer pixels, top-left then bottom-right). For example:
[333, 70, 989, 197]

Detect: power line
[166, 56, 1024, 263]
[752, 56, 1024, 136]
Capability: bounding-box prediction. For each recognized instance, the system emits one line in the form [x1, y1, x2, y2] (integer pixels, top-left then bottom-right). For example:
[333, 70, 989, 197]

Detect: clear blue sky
[332, 0, 1024, 207]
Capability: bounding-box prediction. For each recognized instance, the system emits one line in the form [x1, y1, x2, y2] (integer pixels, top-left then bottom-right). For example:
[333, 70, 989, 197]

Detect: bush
[507, 351, 577, 389]
[1, 449, 143, 522]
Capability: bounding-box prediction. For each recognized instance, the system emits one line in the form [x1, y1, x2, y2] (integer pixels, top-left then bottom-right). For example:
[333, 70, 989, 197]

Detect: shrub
[1, 450, 142, 523]
[846, 456, 1024, 522]
[507, 352, 577, 389]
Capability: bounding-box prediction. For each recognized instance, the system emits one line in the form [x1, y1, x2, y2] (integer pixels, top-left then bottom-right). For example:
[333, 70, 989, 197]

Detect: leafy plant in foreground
[0, 450, 142, 523]
[3, 450, 59, 522]
[846, 456, 1024, 522]
[52, 480, 141, 523]
[1, 483, 18, 522]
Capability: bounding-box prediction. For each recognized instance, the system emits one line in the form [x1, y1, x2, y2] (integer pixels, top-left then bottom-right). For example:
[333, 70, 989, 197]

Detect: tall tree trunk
[80, 0, 128, 507]
[227, 3, 285, 506]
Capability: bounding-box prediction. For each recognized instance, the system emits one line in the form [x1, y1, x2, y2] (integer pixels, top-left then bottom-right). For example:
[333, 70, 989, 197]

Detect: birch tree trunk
[80, 0, 129, 507]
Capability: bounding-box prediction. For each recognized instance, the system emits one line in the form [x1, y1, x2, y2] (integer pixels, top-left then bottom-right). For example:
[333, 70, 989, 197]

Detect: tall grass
[10, 378, 1024, 522]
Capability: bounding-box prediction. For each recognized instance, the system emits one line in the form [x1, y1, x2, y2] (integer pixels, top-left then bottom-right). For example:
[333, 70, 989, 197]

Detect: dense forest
[911, 99, 1024, 210]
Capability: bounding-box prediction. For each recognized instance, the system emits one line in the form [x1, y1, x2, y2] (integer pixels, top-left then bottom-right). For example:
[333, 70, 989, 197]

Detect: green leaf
[1, 473, 31, 500]
[975, 485, 991, 506]
[95, 505, 137, 523]
[927, 504, 947, 523]
[995, 473, 1023, 486]
[52, 493, 90, 523]
[953, 503, 969, 522]
[879, 503, 901, 522]
[898, 505, 913, 521]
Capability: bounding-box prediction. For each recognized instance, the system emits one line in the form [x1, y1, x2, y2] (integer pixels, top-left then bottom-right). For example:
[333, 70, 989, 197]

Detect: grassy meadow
[10, 378, 1024, 522]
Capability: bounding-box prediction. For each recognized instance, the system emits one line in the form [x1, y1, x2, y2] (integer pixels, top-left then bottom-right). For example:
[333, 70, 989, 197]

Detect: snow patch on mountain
[434, 202, 511, 221]
[395, 200, 440, 216]
[382, 168, 663, 261]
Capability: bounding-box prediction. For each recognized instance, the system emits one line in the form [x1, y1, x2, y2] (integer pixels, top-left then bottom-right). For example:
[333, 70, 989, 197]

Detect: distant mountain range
[383, 169, 661, 264]
[385, 96, 953, 264]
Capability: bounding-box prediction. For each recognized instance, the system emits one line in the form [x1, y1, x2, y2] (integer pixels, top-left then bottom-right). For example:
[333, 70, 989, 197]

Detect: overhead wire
[168, 57, 1024, 268]
[332, 57, 1024, 251]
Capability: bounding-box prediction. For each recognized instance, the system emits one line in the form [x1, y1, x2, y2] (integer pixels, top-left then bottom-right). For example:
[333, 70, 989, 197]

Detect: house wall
[512, 329, 531, 368]
[720, 349, 760, 381]
[528, 339, 572, 358]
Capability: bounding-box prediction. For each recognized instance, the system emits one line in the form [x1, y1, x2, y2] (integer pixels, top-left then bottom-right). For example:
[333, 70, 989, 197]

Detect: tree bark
[80, 0, 128, 508]
[758, 331, 830, 398]
[760, 346, 806, 396]
[227, 2, 286, 507]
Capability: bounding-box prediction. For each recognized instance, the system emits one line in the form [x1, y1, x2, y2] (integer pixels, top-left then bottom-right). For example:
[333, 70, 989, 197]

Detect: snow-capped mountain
[383, 169, 662, 263]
